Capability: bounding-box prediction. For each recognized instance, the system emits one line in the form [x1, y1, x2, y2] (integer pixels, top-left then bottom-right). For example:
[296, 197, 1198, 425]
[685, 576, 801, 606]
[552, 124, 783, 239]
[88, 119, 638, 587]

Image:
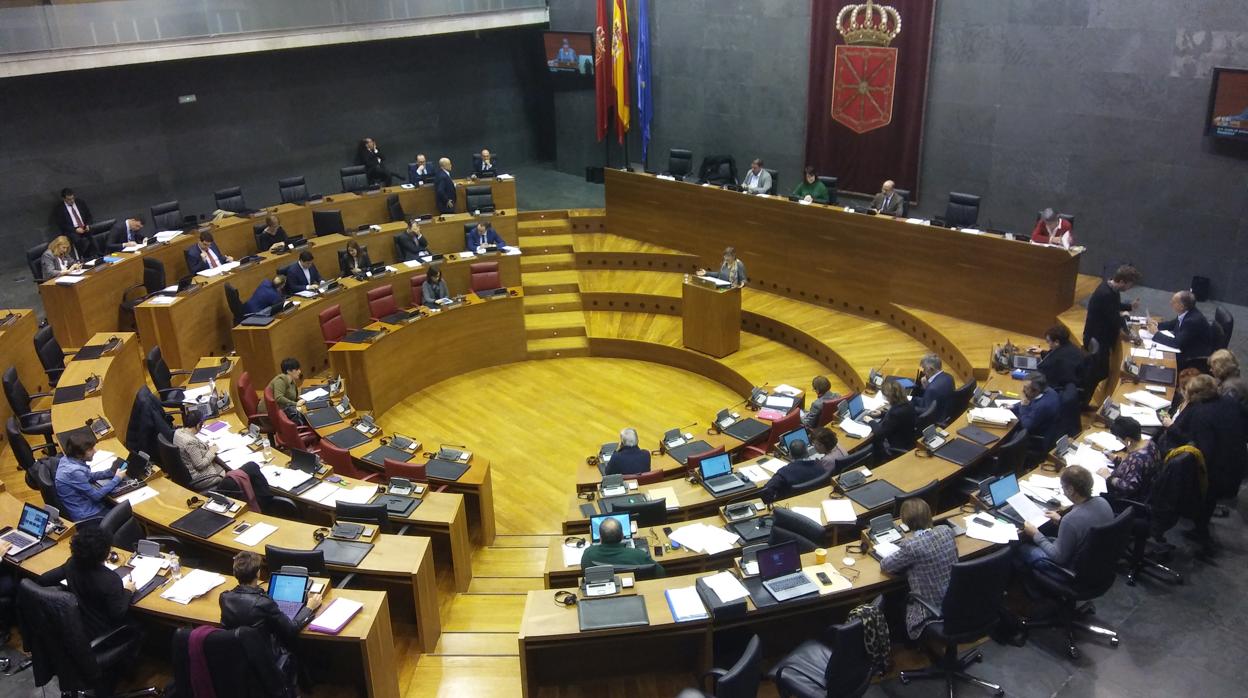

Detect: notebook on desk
[933, 438, 989, 467]
[425, 458, 469, 481]
[324, 427, 371, 450]
[342, 329, 381, 344]
[170, 508, 234, 539]
[843, 479, 905, 510]
[723, 418, 770, 443]
[53, 384, 88, 404]
[373, 494, 420, 517]
[189, 364, 230, 384]
[956, 425, 1000, 446]
[361, 445, 414, 467]
[576, 595, 650, 632]
[73, 338, 121, 361]
[304, 406, 344, 429]
[314, 538, 374, 567]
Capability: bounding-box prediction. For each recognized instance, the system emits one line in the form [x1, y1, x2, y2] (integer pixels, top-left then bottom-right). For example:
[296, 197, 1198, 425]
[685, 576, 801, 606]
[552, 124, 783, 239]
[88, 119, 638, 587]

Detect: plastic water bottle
[170, 552, 182, 580]
[261, 436, 272, 461]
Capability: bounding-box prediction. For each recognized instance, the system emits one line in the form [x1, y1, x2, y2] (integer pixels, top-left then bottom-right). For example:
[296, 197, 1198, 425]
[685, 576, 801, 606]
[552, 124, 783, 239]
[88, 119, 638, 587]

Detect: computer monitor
[755, 541, 800, 581]
[779, 427, 809, 454]
[17, 503, 50, 539]
[988, 473, 1020, 507]
[698, 453, 733, 480]
[589, 512, 633, 542]
[847, 393, 865, 418]
[267, 572, 308, 605]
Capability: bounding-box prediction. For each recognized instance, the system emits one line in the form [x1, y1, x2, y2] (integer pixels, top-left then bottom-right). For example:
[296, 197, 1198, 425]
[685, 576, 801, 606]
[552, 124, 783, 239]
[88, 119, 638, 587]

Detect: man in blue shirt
[1012, 373, 1061, 451]
[55, 430, 126, 521]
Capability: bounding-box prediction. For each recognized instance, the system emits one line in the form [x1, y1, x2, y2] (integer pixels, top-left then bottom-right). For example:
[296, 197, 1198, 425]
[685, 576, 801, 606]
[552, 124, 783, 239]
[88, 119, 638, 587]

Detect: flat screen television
[1206, 66, 1248, 142]
[543, 32, 594, 77]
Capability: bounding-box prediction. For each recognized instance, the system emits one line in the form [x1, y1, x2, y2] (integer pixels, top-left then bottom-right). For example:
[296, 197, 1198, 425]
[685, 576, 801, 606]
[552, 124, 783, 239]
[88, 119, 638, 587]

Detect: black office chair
[150, 200, 182, 231]
[914, 401, 939, 433]
[893, 188, 911, 216]
[598, 562, 660, 580]
[465, 184, 494, 213]
[213, 186, 247, 213]
[313, 209, 345, 237]
[172, 625, 289, 698]
[224, 283, 246, 325]
[18, 579, 159, 698]
[7, 415, 58, 481]
[769, 617, 873, 698]
[958, 427, 1029, 498]
[1105, 496, 1182, 586]
[278, 175, 309, 203]
[698, 633, 761, 698]
[4, 366, 54, 445]
[612, 498, 667, 527]
[764, 168, 779, 195]
[87, 218, 116, 258]
[462, 222, 478, 250]
[788, 470, 833, 497]
[145, 346, 191, 409]
[33, 324, 67, 387]
[101, 500, 181, 554]
[891, 479, 939, 517]
[23, 451, 63, 514]
[943, 192, 981, 228]
[119, 257, 168, 331]
[698, 155, 738, 186]
[340, 165, 370, 192]
[156, 432, 194, 488]
[898, 546, 1012, 696]
[26, 242, 49, 283]
[386, 194, 405, 222]
[665, 148, 694, 179]
[265, 544, 329, 575]
[1020, 508, 1133, 659]
[1214, 305, 1234, 349]
[817, 175, 839, 205]
[939, 380, 977, 428]
[336, 501, 409, 535]
[832, 446, 874, 474]
[768, 507, 830, 553]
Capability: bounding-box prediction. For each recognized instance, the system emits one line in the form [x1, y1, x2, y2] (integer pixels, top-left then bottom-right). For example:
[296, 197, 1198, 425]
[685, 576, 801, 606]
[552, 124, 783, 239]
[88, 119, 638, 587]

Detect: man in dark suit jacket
[434, 158, 457, 214]
[395, 223, 429, 261]
[285, 250, 322, 294]
[871, 180, 905, 216]
[1155, 290, 1214, 363]
[357, 137, 389, 186]
[472, 149, 499, 177]
[407, 154, 432, 184]
[1012, 374, 1061, 451]
[466, 222, 505, 250]
[105, 217, 148, 252]
[242, 276, 285, 315]
[1036, 324, 1084, 388]
[54, 188, 94, 237]
[912, 354, 955, 423]
[1083, 265, 1141, 387]
[604, 428, 651, 476]
[185, 231, 232, 274]
[760, 440, 825, 504]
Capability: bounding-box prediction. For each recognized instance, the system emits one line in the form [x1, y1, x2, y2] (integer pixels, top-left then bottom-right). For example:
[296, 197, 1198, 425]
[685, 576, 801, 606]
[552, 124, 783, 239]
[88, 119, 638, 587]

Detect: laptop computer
[778, 427, 810, 457]
[2, 504, 51, 556]
[699, 453, 747, 495]
[268, 571, 309, 620]
[290, 448, 322, 474]
[1011, 354, 1039, 370]
[756, 541, 819, 602]
[837, 393, 875, 424]
[982, 473, 1025, 525]
[588, 512, 637, 543]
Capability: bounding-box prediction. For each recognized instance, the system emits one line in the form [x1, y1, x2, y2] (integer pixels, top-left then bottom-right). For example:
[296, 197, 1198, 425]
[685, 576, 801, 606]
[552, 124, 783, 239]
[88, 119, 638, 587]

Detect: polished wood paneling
[0, 310, 49, 449]
[682, 280, 741, 357]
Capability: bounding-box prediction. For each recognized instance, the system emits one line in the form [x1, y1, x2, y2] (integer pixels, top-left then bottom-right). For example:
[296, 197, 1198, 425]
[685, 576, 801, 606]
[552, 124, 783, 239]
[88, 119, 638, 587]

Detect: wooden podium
[682, 276, 741, 357]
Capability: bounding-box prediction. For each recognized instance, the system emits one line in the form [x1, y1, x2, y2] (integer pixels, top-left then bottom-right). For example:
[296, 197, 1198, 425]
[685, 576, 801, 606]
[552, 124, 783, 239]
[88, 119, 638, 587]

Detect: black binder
[723, 418, 770, 443]
[342, 329, 381, 344]
[189, 365, 228, 384]
[425, 458, 469, 481]
[374, 494, 420, 517]
[73, 340, 118, 361]
[314, 538, 374, 567]
[362, 445, 414, 467]
[170, 508, 234, 539]
[667, 440, 714, 465]
[324, 427, 371, 450]
[305, 407, 344, 429]
[957, 425, 1000, 446]
[933, 438, 989, 467]
[843, 479, 905, 510]
[576, 595, 650, 632]
[53, 384, 88, 404]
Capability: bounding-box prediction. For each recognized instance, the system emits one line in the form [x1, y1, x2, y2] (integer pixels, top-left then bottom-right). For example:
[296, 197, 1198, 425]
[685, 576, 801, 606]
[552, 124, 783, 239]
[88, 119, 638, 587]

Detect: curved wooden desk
[48, 333, 442, 651]
[0, 493, 399, 698]
[0, 309, 49, 449]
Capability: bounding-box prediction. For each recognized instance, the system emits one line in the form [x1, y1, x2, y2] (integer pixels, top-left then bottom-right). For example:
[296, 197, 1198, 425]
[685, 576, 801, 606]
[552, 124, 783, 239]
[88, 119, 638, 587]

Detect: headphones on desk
[186, 496, 203, 509]
[564, 536, 586, 549]
[313, 527, 331, 543]
[553, 590, 578, 607]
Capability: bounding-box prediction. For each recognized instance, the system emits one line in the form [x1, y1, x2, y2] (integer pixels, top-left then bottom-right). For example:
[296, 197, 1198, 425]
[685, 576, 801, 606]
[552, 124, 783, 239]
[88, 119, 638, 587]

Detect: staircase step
[432, 632, 519, 656]
[521, 252, 576, 272]
[471, 546, 548, 576]
[518, 234, 574, 254]
[489, 534, 562, 548]
[521, 270, 580, 295]
[526, 336, 591, 359]
[525, 311, 587, 340]
[444, 595, 528, 632]
[524, 293, 583, 313]
[468, 577, 547, 594]
[409, 656, 522, 697]
[517, 218, 571, 234]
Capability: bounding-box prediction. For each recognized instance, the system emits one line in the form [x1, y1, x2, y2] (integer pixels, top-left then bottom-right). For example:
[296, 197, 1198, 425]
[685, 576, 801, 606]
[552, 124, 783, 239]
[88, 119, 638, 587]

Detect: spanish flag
[611, 0, 631, 144]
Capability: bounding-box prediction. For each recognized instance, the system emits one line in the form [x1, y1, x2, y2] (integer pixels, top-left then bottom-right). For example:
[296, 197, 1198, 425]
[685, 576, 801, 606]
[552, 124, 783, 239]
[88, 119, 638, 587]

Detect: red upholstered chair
[266, 384, 319, 452]
[818, 394, 852, 428]
[624, 469, 665, 485]
[383, 458, 448, 492]
[367, 285, 398, 321]
[409, 274, 427, 303]
[236, 371, 271, 434]
[469, 262, 500, 292]
[685, 446, 726, 478]
[319, 304, 350, 347]
[743, 408, 801, 460]
[318, 439, 378, 482]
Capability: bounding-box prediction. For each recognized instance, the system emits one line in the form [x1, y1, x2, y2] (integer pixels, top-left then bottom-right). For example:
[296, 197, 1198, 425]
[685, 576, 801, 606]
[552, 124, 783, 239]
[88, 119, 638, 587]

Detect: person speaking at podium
[696, 246, 747, 288]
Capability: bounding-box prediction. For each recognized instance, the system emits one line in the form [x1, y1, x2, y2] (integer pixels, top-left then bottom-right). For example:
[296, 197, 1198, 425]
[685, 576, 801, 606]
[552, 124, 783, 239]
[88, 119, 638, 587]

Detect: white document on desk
[161, 569, 226, 605]
[260, 465, 313, 492]
[1084, 432, 1126, 452]
[116, 486, 159, 507]
[756, 458, 787, 475]
[1119, 404, 1162, 427]
[665, 586, 709, 622]
[1130, 347, 1164, 360]
[333, 485, 379, 505]
[702, 570, 750, 602]
[738, 465, 769, 483]
[646, 487, 680, 509]
[235, 522, 278, 547]
[87, 450, 118, 473]
[764, 395, 796, 410]
[822, 499, 857, 524]
[1125, 390, 1170, 410]
[195, 261, 240, 278]
[860, 391, 888, 412]
[144, 295, 177, 305]
[791, 506, 823, 525]
[839, 418, 872, 439]
[218, 447, 258, 470]
[300, 387, 329, 401]
[968, 407, 1016, 426]
[773, 384, 802, 397]
[963, 516, 1019, 544]
[874, 541, 901, 559]
[54, 274, 86, 285]
[1006, 492, 1049, 528]
[561, 544, 585, 568]
[128, 555, 164, 590]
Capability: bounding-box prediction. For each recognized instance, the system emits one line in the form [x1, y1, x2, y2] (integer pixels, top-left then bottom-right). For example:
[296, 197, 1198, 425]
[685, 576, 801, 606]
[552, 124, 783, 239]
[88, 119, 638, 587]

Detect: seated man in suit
[801, 375, 841, 429]
[186, 231, 232, 274]
[697, 246, 747, 287]
[911, 354, 955, 424]
[1012, 373, 1060, 450]
[466, 221, 506, 250]
[242, 275, 285, 315]
[579, 516, 663, 574]
[604, 428, 650, 477]
[106, 216, 148, 252]
[395, 220, 429, 261]
[871, 180, 905, 216]
[285, 250, 322, 294]
[338, 240, 372, 277]
[1035, 324, 1083, 389]
[408, 153, 431, 184]
[1152, 290, 1213, 361]
[54, 188, 94, 254]
[473, 149, 500, 177]
[435, 157, 457, 214]
[739, 158, 771, 194]
[759, 440, 825, 504]
[41, 236, 83, 278]
[357, 137, 389, 186]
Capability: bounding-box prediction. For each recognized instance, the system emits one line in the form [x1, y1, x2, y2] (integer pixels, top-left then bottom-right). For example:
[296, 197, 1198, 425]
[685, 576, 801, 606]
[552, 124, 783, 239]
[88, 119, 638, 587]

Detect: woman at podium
[697, 246, 748, 288]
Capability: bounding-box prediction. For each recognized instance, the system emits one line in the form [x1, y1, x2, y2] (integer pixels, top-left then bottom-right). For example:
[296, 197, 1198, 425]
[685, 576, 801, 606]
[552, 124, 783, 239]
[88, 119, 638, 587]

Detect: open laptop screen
[698, 453, 732, 480]
[756, 541, 800, 581]
[18, 504, 50, 539]
[780, 427, 809, 453]
[589, 513, 632, 542]
[988, 473, 1020, 507]
[847, 393, 865, 418]
[268, 573, 307, 604]
[290, 448, 318, 473]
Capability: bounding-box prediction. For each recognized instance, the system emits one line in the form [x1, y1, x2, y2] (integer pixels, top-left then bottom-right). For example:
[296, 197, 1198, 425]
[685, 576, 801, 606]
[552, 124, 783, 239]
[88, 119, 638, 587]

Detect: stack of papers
[665, 586, 709, 622]
[756, 458, 787, 475]
[117, 486, 160, 507]
[144, 295, 177, 305]
[964, 515, 1019, 544]
[301, 387, 329, 401]
[1119, 403, 1162, 427]
[153, 230, 182, 243]
[54, 274, 86, 285]
[839, 418, 872, 438]
[195, 261, 241, 278]
[504, 247, 522, 256]
[402, 259, 424, 269]
[1084, 432, 1126, 452]
[772, 384, 802, 397]
[874, 540, 901, 558]
[701, 571, 750, 602]
[309, 597, 364, 634]
[1021, 475, 1073, 508]
[860, 391, 888, 411]
[1065, 444, 1113, 472]
[821, 499, 857, 524]
[968, 407, 1016, 426]
[458, 251, 476, 259]
[234, 521, 278, 546]
[1130, 347, 1165, 360]
[790, 506, 823, 525]
[331, 485, 380, 505]
[646, 487, 680, 509]
[259, 464, 313, 492]
[295, 290, 318, 298]
[668, 523, 740, 555]
[87, 450, 118, 473]
[1125, 390, 1170, 410]
[128, 555, 165, 589]
[219, 446, 261, 470]
[738, 465, 769, 483]
[1006, 492, 1049, 528]
[160, 569, 227, 604]
[561, 543, 585, 568]
[764, 395, 796, 410]
[300, 481, 343, 503]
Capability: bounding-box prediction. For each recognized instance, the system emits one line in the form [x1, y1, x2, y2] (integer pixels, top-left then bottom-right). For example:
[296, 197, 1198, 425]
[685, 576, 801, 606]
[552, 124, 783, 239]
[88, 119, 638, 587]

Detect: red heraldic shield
[831, 44, 897, 134]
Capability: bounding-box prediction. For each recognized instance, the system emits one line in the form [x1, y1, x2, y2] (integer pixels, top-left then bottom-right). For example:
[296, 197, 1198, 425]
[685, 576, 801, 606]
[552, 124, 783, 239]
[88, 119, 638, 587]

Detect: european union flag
[636, 0, 653, 162]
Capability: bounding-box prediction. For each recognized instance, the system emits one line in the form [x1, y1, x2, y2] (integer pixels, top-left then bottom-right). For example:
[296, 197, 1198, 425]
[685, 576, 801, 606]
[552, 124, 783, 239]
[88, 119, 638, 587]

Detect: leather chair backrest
[763, 168, 778, 195]
[465, 185, 494, 212]
[893, 188, 912, 216]
[336, 501, 389, 528]
[945, 192, 981, 228]
[470, 261, 501, 292]
[145, 346, 174, 391]
[278, 176, 307, 203]
[834, 446, 874, 473]
[313, 209, 344, 237]
[667, 149, 693, 177]
[4, 366, 33, 415]
[823, 618, 872, 696]
[625, 469, 664, 485]
[892, 479, 939, 517]
[817, 175, 839, 205]
[463, 223, 477, 250]
[340, 165, 369, 192]
[17, 579, 99, 683]
[27, 243, 49, 282]
[237, 371, 259, 419]
[384, 458, 429, 482]
[34, 324, 65, 375]
[150, 200, 182, 231]
[939, 545, 1013, 638]
[684, 445, 726, 476]
[915, 401, 939, 432]
[318, 439, 370, 480]
[213, 186, 246, 212]
[265, 544, 328, 575]
[100, 500, 144, 551]
[386, 194, 405, 222]
[992, 427, 1029, 477]
[948, 380, 977, 420]
[367, 285, 398, 319]
[713, 634, 761, 698]
[1069, 507, 1133, 596]
[773, 507, 827, 548]
[172, 625, 288, 698]
[89, 222, 114, 258]
[819, 394, 850, 427]
[1215, 305, 1234, 347]
[269, 391, 306, 451]
[142, 257, 166, 293]
[6, 416, 36, 471]
[766, 409, 802, 449]
[319, 305, 346, 344]
[410, 274, 427, 297]
[224, 283, 245, 324]
[157, 432, 193, 487]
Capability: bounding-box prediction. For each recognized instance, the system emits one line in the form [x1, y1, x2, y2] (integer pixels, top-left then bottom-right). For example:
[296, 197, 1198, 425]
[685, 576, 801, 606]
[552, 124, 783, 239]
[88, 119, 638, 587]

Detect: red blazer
[1031, 218, 1073, 245]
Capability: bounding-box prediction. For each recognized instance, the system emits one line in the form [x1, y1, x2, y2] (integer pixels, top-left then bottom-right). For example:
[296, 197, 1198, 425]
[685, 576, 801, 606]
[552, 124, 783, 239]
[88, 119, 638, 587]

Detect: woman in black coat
[36, 527, 135, 639]
[871, 377, 917, 464]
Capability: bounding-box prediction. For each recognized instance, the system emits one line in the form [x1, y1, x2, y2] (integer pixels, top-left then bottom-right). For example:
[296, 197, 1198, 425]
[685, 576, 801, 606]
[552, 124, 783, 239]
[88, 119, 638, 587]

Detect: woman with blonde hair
[1209, 349, 1239, 382]
[40, 235, 82, 278]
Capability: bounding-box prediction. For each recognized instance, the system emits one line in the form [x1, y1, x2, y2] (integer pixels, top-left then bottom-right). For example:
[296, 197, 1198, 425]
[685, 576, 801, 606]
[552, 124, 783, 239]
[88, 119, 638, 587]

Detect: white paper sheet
[333, 485, 379, 505]
[756, 457, 787, 475]
[963, 515, 1019, 544]
[821, 499, 857, 524]
[838, 418, 872, 438]
[234, 522, 278, 546]
[1084, 432, 1126, 452]
[300, 387, 329, 401]
[87, 450, 118, 473]
[1125, 390, 1170, 410]
[128, 555, 165, 590]
[54, 274, 86, 285]
[161, 569, 226, 604]
[702, 571, 750, 602]
[968, 407, 1016, 426]
[859, 391, 888, 412]
[665, 586, 709, 622]
[772, 384, 802, 397]
[791, 506, 823, 525]
[116, 486, 159, 506]
[1119, 403, 1162, 427]
[561, 543, 585, 568]
[1006, 492, 1049, 528]
[195, 261, 240, 278]
[874, 541, 901, 559]
[144, 295, 177, 305]
[301, 481, 345, 504]
[738, 465, 769, 483]
[764, 395, 796, 410]
[309, 597, 364, 633]
[259, 465, 313, 492]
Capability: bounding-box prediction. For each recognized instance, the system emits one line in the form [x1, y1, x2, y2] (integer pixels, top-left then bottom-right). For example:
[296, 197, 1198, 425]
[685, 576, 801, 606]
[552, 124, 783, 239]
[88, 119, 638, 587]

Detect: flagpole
[604, 105, 613, 170]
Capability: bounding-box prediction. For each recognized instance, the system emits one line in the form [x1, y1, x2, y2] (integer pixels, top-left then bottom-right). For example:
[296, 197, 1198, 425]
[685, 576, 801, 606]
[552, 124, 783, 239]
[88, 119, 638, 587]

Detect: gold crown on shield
[836, 0, 902, 47]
